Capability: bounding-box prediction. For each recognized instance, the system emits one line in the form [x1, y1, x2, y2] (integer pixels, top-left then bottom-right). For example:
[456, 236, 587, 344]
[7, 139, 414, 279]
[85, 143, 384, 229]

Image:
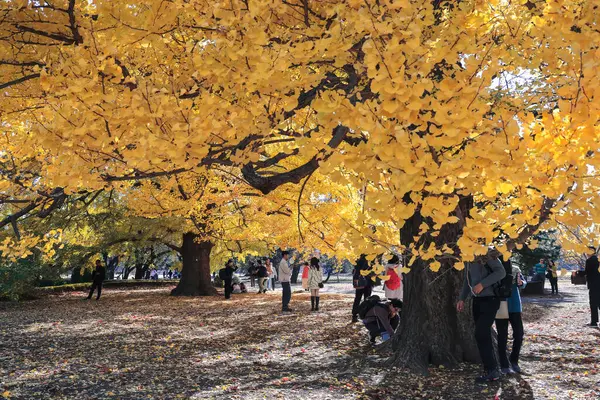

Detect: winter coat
[585, 255, 600, 289]
[459, 258, 506, 300]
[307, 267, 323, 290]
[507, 267, 527, 313]
[278, 259, 292, 282]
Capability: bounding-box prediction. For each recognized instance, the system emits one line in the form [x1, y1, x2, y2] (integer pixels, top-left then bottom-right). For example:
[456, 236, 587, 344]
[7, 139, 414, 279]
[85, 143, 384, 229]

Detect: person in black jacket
[352, 255, 373, 323]
[585, 247, 600, 327]
[86, 260, 106, 300]
[257, 262, 269, 294]
[223, 260, 235, 300]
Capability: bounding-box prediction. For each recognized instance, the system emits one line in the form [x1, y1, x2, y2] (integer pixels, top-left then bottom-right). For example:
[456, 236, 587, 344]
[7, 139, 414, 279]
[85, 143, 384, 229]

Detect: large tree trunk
[390, 195, 481, 372]
[171, 232, 217, 296]
[390, 259, 480, 371]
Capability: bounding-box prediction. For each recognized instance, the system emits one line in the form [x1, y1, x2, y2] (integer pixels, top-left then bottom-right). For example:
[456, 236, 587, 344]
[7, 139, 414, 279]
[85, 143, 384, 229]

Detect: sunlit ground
[0, 280, 597, 399]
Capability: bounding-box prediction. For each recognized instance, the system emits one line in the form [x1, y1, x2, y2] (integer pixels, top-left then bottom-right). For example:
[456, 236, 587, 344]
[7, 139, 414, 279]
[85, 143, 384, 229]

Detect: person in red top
[301, 261, 310, 291]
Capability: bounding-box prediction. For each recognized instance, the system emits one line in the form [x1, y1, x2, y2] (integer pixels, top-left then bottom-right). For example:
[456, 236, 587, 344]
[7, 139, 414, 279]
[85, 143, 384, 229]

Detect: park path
[517, 280, 599, 399]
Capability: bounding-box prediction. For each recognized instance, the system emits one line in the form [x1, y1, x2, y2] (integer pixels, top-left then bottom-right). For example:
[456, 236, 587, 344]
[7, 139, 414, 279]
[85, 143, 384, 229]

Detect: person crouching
[362, 298, 402, 344]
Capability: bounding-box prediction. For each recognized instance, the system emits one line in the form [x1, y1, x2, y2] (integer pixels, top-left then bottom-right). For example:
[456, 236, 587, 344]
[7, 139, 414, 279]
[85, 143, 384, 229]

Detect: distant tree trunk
[134, 263, 147, 280]
[171, 232, 217, 296]
[122, 266, 134, 280]
[291, 265, 300, 284]
[323, 268, 333, 283]
[71, 267, 92, 283]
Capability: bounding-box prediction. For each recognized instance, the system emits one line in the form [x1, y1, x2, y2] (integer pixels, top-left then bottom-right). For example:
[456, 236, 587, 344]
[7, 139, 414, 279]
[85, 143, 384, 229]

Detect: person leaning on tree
[86, 259, 106, 301]
[585, 247, 600, 327]
[456, 254, 506, 383]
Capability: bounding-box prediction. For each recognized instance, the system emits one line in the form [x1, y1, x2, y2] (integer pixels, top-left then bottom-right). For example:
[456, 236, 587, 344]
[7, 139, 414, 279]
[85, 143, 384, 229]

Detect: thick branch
[0, 73, 41, 90]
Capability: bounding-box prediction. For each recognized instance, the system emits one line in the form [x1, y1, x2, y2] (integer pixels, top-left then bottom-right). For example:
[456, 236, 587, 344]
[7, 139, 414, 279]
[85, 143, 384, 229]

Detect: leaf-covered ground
[0, 279, 597, 399]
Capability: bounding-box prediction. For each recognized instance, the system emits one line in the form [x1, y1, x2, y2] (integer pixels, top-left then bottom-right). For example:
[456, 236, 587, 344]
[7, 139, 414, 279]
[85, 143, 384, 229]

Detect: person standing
[533, 258, 547, 283]
[279, 251, 293, 312]
[585, 247, 600, 327]
[257, 262, 269, 294]
[495, 262, 527, 374]
[308, 257, 323, 311]
[222, 259, 235, 300]
[265, 259, 275, 291]
[301, 261, 310, 291]
[86, 260, 106, 300]
[384, 255, 402, 301]
[352, 254, 373, 323]
[547, 260, 558, 295]
[456, 255, 506, 383]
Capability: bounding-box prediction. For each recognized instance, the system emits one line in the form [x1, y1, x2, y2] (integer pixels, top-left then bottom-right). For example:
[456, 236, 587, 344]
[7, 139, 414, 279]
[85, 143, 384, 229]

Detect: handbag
[545, 270, 552, 279]
[496, 300, 509, 319]
[318, 282, 324, 289]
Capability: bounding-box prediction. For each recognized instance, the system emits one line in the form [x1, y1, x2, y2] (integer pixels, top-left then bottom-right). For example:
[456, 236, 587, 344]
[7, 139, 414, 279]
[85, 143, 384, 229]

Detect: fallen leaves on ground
[0, 282, 597, 399]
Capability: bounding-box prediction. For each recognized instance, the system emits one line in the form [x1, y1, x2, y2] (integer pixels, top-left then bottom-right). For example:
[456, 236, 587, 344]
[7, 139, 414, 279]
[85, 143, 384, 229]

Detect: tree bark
[390, 195, 481, 372]
[390, 258, 480, 372]
[134, 263, 147, 280]
[171, 232, 217, 296]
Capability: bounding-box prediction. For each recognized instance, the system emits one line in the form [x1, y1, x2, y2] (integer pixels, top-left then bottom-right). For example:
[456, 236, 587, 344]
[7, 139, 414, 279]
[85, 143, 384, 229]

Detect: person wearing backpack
[495, 260, 527, 374]
[352, 254, 373, 323]
[384, 255, 402, 301]
[456, 253, 506, 383]
[360, 296, 402, 344]
[308, 257, 324, 311]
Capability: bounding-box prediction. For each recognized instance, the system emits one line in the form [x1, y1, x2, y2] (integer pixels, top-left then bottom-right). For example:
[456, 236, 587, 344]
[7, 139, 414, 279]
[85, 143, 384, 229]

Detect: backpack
[486, 260, 513, 299]
[218, 268, 227, 280]
[358, 295, 382, 319]
[385, 268, 401, 290]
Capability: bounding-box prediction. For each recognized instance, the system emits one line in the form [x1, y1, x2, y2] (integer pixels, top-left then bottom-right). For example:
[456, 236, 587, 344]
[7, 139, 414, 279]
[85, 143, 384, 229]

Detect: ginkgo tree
[2, 0, 600, 370]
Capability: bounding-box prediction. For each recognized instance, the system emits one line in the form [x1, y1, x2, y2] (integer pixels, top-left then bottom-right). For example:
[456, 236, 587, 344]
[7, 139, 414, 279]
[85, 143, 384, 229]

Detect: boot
[310, 296, 315, 311]
[315, 296, 320, 311]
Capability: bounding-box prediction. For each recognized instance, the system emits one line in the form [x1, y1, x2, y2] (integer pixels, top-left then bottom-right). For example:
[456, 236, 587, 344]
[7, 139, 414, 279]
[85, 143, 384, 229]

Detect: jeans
[549, 277, 558, 294]
[87, 281, 103, 299]
[352, 287, 372, 318]
[281, 282, 291, 310]
[495, 312, 524, 368]
[590, 287, 600, 324]
[364, 314, 400, 340]
[473, 296, 501, 372]
[258, 277, 268, 292]
[224, 279, 232, 299]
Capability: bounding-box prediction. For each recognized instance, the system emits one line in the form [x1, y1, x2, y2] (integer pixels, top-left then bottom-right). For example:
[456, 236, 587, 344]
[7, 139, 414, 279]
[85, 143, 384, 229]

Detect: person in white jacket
[279, 251, 292, 312]
[308, 257, 324, 311]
